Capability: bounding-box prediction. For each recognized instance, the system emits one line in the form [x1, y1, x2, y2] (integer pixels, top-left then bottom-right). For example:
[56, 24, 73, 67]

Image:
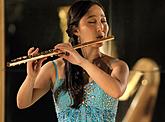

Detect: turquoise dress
[51, 61, 118, 122]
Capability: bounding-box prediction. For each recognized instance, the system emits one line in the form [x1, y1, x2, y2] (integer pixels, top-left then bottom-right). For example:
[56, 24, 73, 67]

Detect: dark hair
[66, 0, 104, 38]
[55, 0, 105, 109]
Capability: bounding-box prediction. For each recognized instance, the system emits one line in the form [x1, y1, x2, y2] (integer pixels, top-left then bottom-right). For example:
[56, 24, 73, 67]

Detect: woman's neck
[82, 47, 101, 62]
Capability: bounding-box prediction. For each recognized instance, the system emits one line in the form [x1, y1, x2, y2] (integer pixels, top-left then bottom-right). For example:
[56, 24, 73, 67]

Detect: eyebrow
[87, 14, 106, 19]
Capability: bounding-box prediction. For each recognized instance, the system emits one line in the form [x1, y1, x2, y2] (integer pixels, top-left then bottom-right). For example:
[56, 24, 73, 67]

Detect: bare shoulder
[49, 58, 65, 85]
[40, 58, 64, 81]
[55, 58, 65, 67]
[111, 59, 129, 74]
[41, 60, 54, 71]
[102, 53, 129, 70]
[43, 58, 64, 69]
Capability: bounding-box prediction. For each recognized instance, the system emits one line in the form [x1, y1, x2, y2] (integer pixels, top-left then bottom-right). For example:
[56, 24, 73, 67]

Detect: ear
[73, 27, 80, 36]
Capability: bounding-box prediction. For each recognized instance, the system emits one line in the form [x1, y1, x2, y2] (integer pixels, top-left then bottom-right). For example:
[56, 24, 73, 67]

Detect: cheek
[82, 25, 93, 31]
[104, 24, 110, 35]
[78, 26, 95, 41]
[80, 26, 94, 35]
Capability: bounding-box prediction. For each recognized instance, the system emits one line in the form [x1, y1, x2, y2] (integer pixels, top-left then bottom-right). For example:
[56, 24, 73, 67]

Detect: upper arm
[34, 59, 64, 91]
[111, 60, 129, 92]
[33, 61, 54, 93]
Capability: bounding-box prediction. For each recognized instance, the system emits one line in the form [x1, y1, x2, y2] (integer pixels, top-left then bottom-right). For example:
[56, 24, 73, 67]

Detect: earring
[78, 37, 81, 44]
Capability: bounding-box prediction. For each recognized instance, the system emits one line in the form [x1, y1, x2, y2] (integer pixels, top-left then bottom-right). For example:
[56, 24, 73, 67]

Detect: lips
[96, 35, 104, 40]
[93, 35, 104, 47]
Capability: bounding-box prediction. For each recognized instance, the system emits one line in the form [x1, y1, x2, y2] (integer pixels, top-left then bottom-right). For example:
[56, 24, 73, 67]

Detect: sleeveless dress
[51, 61, 118, 122]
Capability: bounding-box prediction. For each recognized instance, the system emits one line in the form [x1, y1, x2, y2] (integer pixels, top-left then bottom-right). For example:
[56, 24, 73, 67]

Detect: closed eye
[102, 20, 107, 23]
[88, 21, 96, 24]
[101, 18, 107, 23]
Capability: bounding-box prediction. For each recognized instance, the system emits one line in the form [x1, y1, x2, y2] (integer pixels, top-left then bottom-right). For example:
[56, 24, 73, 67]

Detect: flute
[7, 36, 114, 67]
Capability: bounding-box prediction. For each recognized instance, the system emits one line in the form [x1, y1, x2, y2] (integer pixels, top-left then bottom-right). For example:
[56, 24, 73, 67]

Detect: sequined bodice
[52, 79, 118, 122]
[51, 61, 118, 122]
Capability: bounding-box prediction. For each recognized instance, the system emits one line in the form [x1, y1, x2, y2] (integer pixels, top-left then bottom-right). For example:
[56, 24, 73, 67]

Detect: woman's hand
[27, 47, 47, 78]
[54, 43, 85, 66]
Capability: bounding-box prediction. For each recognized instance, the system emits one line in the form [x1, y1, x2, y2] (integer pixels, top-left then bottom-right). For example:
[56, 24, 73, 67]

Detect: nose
[96, 22, 104, 32]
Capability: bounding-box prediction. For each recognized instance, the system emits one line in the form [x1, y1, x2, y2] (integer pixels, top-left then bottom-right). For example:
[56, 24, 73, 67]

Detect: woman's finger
[27, 48, 39, 69]
[38, 58, 47, 67]
[28, 47, 39, 56]
[55, 43, 72, 50]
[28, 47, 35, 55]
[30, 48, 39, 56]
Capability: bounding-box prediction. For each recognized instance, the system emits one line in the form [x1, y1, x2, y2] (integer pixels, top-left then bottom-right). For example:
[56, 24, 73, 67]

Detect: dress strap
[52, 61, 59, 93]
[52, 61, 59, 81]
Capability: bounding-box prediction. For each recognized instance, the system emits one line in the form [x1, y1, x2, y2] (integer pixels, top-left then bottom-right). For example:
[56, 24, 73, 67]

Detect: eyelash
[88, 20, 107, 24]
[88, 21, 96, 23]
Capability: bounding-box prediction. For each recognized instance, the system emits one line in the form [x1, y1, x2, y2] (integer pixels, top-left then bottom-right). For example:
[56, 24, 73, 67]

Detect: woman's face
[74, 4, 109, 45]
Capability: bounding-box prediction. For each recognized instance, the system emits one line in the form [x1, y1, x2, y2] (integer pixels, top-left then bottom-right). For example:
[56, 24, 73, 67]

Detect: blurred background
[1, 0, 165, 122]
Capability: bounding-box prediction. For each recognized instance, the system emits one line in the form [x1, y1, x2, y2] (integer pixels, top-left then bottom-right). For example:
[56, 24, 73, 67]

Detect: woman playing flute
[16, 0, 129, 122]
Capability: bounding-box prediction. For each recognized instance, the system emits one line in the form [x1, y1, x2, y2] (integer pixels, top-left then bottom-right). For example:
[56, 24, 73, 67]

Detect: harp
[118, 58, 160, 122]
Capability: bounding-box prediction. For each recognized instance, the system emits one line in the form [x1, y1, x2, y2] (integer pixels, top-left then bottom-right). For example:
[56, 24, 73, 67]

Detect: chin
[92, 43, 103, 48]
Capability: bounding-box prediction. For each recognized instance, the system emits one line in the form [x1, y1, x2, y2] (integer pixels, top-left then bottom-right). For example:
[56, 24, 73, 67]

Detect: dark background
[5, 0, 165, 122]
